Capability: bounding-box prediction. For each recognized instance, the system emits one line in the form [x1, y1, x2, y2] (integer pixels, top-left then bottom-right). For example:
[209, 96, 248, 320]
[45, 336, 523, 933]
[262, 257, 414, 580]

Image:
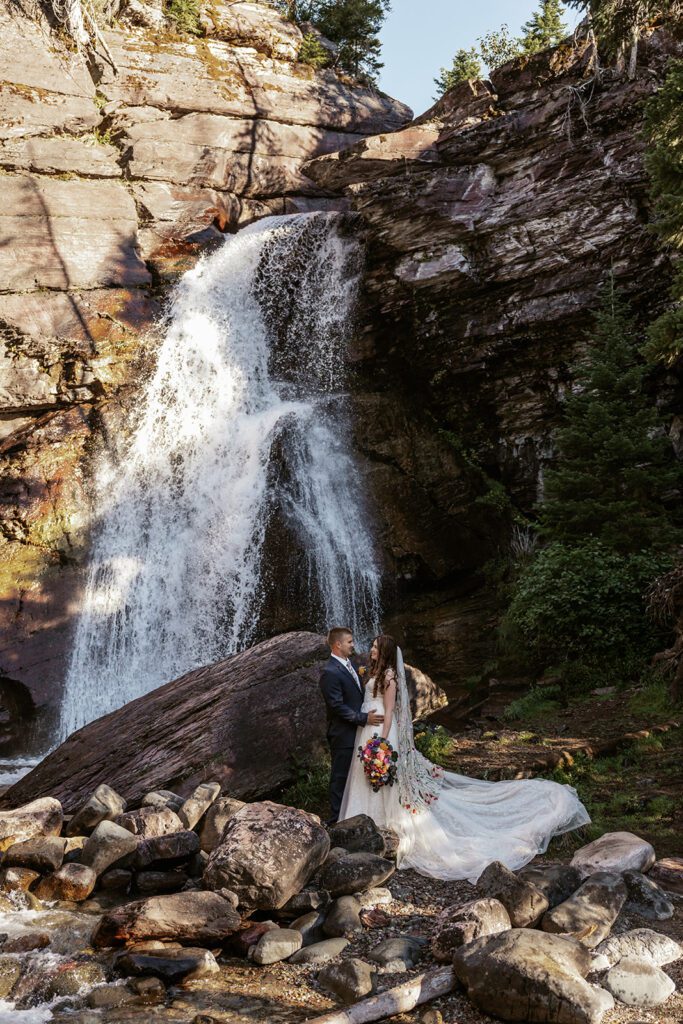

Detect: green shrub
[166, 0, 201, 35]
[502, 684, 563, 721]
[414, 724, 453, 766]
[298, 32, 330, 68]
[280, 753, 330, 816]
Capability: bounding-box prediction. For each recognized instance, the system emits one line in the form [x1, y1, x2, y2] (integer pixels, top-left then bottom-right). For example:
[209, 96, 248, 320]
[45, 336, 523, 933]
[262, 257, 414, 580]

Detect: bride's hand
[367, 711, 384, 726]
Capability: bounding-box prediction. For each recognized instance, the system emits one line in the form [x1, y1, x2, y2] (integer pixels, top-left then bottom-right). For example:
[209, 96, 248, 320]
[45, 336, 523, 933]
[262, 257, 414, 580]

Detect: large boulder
[67, 784, 126, 836]
[649, 856, 683, 894]
[320, 851, 395, 897]
[570, 832, 656, 879]
[203, 801, 330, 911]
[603, 956, 676, 1007]
[2, 836, 66, 872]
[431, 897, 511, 962]
[34, 863, 96, 902]
[541, 872, 627, 948]
[117, 807, 184, 838]
[453, 929, 614, 1024]
[595, 927, 682, 968]
[199, 797, 246, 853]
[328, 815, 385, 855]
[80, 820, 140, 877]
[92, 890, 241, 947]
[476, 860, 549, 927]
[0, 798, 63, 843]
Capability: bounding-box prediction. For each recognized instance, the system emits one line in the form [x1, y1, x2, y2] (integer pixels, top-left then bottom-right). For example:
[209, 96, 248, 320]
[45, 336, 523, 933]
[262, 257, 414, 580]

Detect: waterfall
[59, 213, 381, 741]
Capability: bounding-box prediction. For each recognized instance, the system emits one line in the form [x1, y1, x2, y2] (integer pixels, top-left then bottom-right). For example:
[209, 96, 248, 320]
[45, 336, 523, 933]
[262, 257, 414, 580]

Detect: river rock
[203, 801, 329, 910]
[328, 815, 386, 855]
[648, 856, 683, 895]
[0, 956, 22, 998]
[227, 920, 278, 957]
[623, 869, 674, 920]
[317, 957, 376, 1002]
[289, 937, 349, 964]
[570, 832, 656, 879]
[34, 862, 96, 902]
[291, 910, 326, 946]
[177, 782, 221, 830]
[141, 790, 184, 812]
[517, 863, 583, 908]
[2, 836, 66, 872]
[431, 897, 511, 961]
[64, 836, 88, 862]
[199, 797, 246, 853]
[81, 821, 140, 877]
[252, 927, 302, 965]
[132, 830, 200, 869]
[67, 784, 127, 836]
[135, 869, 188, 894]
[0, 866, 40, 891]
[92, 890, 241, 947]
[453, 929, 614, 1024]
[46, 960, 108, 997]
[0, 798, 63, 843]
[595, 927, 682, 968]
[1, 931, 50, 953]
[369, 935, 425, 970]
[99, 868, 133, 893]
[477, 860, 549, 927]
[320, 852, 395, 897]
[86, 984, 138, 1009]
[281, 889, 331, 918]
[117, 806, 184, 838]
[355, 887, 393, 910]
[603, 956, 676, 1006]
[116, 946, 219, 983]
[542, 872, 628, 947]
[322, 895, 363, 937]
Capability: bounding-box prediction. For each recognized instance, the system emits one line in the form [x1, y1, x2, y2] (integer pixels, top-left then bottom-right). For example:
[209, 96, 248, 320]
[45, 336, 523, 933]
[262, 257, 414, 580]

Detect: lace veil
[395, 647, 443, 814]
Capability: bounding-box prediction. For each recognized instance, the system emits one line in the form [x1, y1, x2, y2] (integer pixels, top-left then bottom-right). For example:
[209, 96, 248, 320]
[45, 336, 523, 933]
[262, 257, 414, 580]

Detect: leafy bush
[280, 753, 330, 816]
[502, 684, 563, 721]
[414, 724, 453, 766]
[298, 32, 330, 68]
[166, 0, 201, 35]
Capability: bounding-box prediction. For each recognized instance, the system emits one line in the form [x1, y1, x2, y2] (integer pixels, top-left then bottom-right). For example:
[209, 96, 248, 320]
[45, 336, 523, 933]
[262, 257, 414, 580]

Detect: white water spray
[60, 213, 381, 740]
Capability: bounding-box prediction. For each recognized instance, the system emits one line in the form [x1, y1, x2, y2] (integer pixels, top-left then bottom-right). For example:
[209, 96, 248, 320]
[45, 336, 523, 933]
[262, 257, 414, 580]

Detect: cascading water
[59, 213, 381, 740]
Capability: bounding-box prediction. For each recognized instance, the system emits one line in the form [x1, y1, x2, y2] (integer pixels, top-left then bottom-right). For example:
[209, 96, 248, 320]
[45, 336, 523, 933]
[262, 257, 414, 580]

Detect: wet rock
[0, 866, 39, 892]
[142, 790, 184, 812]
[117, 946, 219, 983]
[542, 872, 628, 948]
[135, 869, 188, 894]
[0, 895, 13, 913]
[323, 895, 363, 938]
[46, 960, 108, 997]
[477, 860, 549, 927]
[649, 855, 683, 894]
[369, 935, 425, 970]
[81, 821, 140, 877]
[93, 890, 241, 946]
[199, 797, 246, 853]
[87, 983, 138, 1009]
[99, 868, 133, 894]
[67, 784, 127, 836]
[203, 801, 329, 910]
[596, 927, 682, 967]
[318, 957, 375, 1002]
[34, 862, 96, 902]
[453, 929, 614, 1024]
[132, 830, 200, 869]
[0, 955, 21, 998]
[117, 806, 184, 838]
[289, 937, 349, 964]
[291, 910, 326, 946]
[178, 782, 221, 830]
[0, 798, 63, 843]
[570, 832, 655, 879]
[127, 975, 166, 1002]
[280, 889, 331, 918]
[252, 927, 302, 965]
[1, 931, 50, 953]
[320, 851, 395, 897]
[328, 815, 386, 855]
[603, 956, 676, 1006]
[431, 897, 511, 962]
[623, 870, 674, 920]
[2, 835, 66, 873]
[517, 863, 583, 908]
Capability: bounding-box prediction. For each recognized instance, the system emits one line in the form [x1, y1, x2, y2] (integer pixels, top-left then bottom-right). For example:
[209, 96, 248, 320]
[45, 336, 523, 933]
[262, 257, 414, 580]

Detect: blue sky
[379, 0, 583, 116]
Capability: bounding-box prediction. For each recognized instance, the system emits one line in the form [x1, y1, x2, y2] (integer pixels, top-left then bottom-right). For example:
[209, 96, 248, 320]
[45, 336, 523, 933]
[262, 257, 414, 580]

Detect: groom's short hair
[327, 626, 352, 648]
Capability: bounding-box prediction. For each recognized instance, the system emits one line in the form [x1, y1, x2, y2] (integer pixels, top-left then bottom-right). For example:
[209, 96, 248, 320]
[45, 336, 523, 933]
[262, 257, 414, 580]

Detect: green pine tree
[565, 2, 682, 69]
[521, 0, 568, 53]
[539, 278, 681, 553]
[433, 47, 482, 98]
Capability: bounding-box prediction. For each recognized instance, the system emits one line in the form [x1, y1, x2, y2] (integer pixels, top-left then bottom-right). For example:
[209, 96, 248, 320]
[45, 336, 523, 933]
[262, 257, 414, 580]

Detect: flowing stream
[59, 213, 381, 740]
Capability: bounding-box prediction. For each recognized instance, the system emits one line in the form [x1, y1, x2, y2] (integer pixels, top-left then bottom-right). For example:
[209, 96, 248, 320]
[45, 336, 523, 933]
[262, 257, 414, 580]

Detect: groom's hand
[367, 711, 384, 726]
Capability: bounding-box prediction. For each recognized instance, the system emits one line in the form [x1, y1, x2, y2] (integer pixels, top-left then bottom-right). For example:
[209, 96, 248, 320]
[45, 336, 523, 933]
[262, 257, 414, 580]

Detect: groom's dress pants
[329, 744, 354, 822]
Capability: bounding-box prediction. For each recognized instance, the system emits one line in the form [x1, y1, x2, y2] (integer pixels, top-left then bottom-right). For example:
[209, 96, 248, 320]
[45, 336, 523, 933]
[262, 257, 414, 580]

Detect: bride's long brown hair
[370, 634, 398, 698]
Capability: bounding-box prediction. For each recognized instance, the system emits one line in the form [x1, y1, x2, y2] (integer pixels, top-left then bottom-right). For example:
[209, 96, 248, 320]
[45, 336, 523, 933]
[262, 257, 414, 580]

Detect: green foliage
[521, 0, 568, 53]
[276, 0, 390, 83]
[628, 672, 676, 718]
[413, 724, 453, 765]
[298, 31, 330, 68]
[166, 0, 201, 35]
[433, 48, 482, 97]
[91, 127, 113, 146]
[280, 752, 330, 816]
[540, 281, 682, 554]
[502, 684, 563, 721]
[643, 59, 683, 366]
[478, 24, 524, 70]
[565, 1, 682, 59]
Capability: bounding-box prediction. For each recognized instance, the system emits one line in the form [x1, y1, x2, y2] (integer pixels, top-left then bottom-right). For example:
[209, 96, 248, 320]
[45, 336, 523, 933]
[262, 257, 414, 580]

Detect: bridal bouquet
[358, 733, 399, 792]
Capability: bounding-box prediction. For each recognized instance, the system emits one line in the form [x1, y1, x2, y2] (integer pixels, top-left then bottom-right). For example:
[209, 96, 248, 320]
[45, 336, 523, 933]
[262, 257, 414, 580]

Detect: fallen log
[305, 966, 455, 1024]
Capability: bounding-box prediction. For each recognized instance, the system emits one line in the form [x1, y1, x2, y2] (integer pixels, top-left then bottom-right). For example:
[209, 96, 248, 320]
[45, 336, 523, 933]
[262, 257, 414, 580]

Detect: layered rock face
[306, 29, 682, 689]
[0, 0, 410, 746]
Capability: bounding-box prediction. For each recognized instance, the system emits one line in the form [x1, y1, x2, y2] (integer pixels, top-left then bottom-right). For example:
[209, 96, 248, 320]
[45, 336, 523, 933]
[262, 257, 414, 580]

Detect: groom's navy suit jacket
[319, 656, 368, 750]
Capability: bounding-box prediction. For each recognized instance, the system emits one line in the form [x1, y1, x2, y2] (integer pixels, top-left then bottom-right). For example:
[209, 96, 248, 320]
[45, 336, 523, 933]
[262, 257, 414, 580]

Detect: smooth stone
[1, 931, 50, 953]
[199, 797, 246, 853]
[290, 910, 326, 946]
[477, 860, 549, 927]
[0, 798, 63, 844]
[289, 937, 349, 964]
[67, 784, 127, 836]
[517, 863, 583, 908]
[141, 790, 184, 812]
[93, 890, 241, 947]
[252, 927, 302, 965]
[99, 868, 133, 893]
[570, 832, 655, 879]
[431, 898, 511, 962]
[116, 947, 219, 983]
[178, 782, 221, 831]
[280, 889, 331, 918]
[317, 957, 375, 1002]
[0, 956, 21, 998]
[86, 983, 138, 1009]
[63, 836, 88, 863]
[0, 866, 39, 892]
[603, 956, 676, 1006]
[117, 807, 184, 838]
[2, 836, 66, 873]
[131, 830, 200, 869]
[595, 927, 682, 968]
[623, 870, 674, 920]
[368, 935, 426, 970]
[322, 895, 363, 937]
[128, 975, 166, 1002]
[34, 863, 96, 902]
[649, 856, 683, 894]
[355, 887, 393, 910]
[227, 921, 278, 957]
[135, 869, 188, 894]
[328, 815, 386, 855]
[320, 852, 395, 898]
[542, 872, 627, 948]
[81, 821, 140, 877]
[46, 960, 108, 997]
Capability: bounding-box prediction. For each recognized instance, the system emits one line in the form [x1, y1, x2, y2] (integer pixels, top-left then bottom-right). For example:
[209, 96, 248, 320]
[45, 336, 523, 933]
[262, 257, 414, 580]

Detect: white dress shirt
[332, 653, 361, 690]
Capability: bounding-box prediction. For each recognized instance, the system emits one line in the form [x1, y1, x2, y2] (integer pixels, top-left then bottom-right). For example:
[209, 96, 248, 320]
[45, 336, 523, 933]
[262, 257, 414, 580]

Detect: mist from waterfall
[59, 213, 381, 741]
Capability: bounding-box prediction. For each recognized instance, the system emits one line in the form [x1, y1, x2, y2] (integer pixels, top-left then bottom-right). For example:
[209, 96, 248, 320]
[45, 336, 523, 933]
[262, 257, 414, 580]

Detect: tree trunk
[305, 966, 455, 1024]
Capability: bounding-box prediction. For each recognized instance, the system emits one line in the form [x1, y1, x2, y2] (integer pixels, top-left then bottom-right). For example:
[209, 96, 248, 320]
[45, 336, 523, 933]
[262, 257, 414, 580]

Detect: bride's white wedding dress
[339, 663, 590, 883]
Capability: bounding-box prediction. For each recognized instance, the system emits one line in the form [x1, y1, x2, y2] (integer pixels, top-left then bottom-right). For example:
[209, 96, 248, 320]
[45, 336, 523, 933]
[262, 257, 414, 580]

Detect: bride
[338, 634, 590, 883]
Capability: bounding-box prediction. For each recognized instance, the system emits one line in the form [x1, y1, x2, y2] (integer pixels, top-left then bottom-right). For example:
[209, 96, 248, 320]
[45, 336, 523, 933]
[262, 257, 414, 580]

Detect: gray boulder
[199, 797, 246, 853]
[290, 910, 326, 946]
[141, 790, 183, 812]
[595, 927, 682, 968]
[320, 851, 395, 897]
[67, 784, 126, 836]
[178, 782, 221, 830]
[116, 946, 218, 984]
[252, 927, 302, 965]
[81, 821, 139, 877]
[203, 801, 329, 911]
[328, 815, 386, 855]
[542, 872, 627, 948]
[317, 958, 375, 1002]
[93, 890, 241, 947]
[131, 830, 200, 869]
[431, 897, 511, 962]
[289, 937, 349, 964]
[603, 956, 676, 1006]
[0, 798, 63, 843]
[322, 895, 362, 937]
[477, 860, 549, 927]
[117, 806, 184, 838]
[368, 935, 425, 970]
[570, 832, 655, 879]
[2, 836, 66, 873]
[453, 928, 614, 1024]
[517, 862, 583, 908]
[623, 870, 674, 921]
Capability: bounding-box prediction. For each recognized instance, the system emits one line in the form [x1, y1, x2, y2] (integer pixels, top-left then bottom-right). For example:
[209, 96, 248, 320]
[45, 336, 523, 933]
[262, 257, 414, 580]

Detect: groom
[319, 626, 383, 824]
